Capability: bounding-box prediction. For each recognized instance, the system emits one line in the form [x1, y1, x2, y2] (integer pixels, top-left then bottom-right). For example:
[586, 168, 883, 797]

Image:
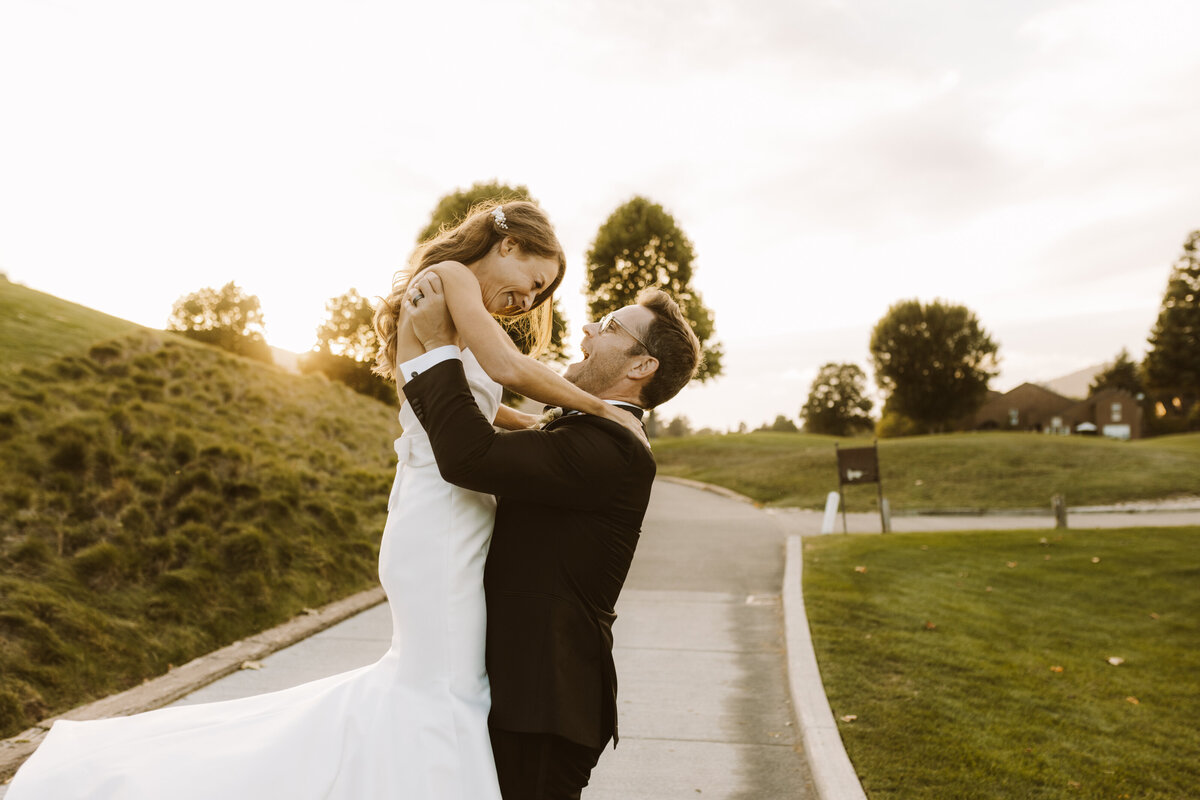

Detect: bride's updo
[373, 200, 567, 381]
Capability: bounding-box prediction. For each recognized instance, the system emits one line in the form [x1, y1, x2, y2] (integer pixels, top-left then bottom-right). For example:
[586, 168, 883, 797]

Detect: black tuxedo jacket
[404, 359, 656, 750]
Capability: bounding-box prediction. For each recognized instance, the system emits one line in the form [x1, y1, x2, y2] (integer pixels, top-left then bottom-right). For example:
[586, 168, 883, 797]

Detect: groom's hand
[407, 272, 457, 351]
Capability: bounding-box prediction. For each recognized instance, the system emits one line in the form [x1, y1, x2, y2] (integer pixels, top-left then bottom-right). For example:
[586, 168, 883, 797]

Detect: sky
[2, 0, 1199, 430]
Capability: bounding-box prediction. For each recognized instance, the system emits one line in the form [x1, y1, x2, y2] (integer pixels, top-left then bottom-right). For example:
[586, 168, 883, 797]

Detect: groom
[401, 285, 701, 800]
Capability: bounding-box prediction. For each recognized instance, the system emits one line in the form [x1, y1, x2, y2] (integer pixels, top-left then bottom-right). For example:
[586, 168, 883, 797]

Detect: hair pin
[492, 207, 509, 230]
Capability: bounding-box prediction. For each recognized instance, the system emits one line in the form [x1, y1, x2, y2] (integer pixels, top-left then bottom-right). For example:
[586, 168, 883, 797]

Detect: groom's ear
[627, 355, 658, 382]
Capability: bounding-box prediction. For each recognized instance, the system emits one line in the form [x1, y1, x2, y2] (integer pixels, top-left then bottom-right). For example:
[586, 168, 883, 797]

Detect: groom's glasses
[599, 312, 654, 356]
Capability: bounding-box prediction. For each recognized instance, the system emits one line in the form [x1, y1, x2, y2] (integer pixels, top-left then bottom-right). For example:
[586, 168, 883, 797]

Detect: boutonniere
[534, 407, 563, 429]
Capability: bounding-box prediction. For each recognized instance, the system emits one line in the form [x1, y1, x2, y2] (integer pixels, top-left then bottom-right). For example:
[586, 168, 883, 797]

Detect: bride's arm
[494, 404, 540, 431]
[419, 263, 639, 431]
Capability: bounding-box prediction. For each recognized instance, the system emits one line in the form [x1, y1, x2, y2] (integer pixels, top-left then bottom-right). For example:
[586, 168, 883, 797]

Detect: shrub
[219, 526, 273, 574]
[7, 536, 53, 572]
[88, 342, 123, 364]
[170, 433, 197, 466]
[172, 491, 222, 525]
[118, 504, 155, 538]
[876, 411, 926, 439]
[96, 479, 135, 515]
[71, 541, 124, 589]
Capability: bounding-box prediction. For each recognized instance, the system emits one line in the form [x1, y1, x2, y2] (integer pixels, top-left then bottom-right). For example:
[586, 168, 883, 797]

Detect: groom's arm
[404, 359, 638, 510]
[398, 272, 643, 509]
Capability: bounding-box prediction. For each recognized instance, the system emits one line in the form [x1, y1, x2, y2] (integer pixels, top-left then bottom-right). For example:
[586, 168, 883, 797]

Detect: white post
[821, 491, 840, 534]
[881, 497, 892, 533]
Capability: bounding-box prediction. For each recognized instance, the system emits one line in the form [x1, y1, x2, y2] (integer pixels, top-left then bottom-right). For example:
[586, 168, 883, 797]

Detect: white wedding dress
[7, 349, 504, 799]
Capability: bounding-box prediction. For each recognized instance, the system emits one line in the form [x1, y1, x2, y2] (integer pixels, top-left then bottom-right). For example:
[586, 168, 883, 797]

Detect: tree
[585, 196, 723, 382]
[315, 289, 378, 362]
[664, 416, 693, 437]
[418, 181, 569, 367]
[1088, 348, 1143, 398]
[800, 363, 875, 436]
[166, 281, 271, 362]
[756, 415, 799, 433]
[300, 290, 396, 406]
[869, 299, 999, 432]
[1143, 229, 1200, 418]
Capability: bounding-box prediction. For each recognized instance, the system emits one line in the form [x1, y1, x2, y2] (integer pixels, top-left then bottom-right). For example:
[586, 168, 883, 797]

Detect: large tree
[800, 363, 875, 436]
[166, 281, 271, 362]
[1143, 229, 1200, 417]
[869, 298, 999, 432]
[300, 289, 396, 405]
[1088, 348, 1143, 398]
[314, 289, 377, 362]
[418, 181, 568, 366]
[585, 196, 722, 382]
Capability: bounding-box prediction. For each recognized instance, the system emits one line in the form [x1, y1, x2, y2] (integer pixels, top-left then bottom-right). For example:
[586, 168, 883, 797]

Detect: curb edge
[782, 535, 869, 800]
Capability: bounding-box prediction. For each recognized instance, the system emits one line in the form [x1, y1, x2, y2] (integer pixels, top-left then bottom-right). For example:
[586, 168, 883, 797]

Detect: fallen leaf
[240, 660, 263, 671]
[920, 545, 929, 551]
[854, 566, 868, 573]
[1150, 612, 1160, 620]
[1068, 780, 1081, 789]
[1091, 557, 1101, 564]
[302, 608, 319, 616]
[985, 586, 993, 592]
[1050, 665, 1064, 673]
[1044, 555, 1052, 560]
[840, 715, 857, 722]
[1107, 657, 1125, 666]
[914, 479, 924, 486]
[1039, 537, 1048, 545]
[1126, 696, 1139, 705]
[924, 621, 937, 630]
[1006, 561, 1018, 568]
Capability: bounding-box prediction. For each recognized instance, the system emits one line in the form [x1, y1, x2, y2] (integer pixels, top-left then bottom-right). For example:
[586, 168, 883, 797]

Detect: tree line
[165, 182, 723, 407]
[765, 229, 1200, 438]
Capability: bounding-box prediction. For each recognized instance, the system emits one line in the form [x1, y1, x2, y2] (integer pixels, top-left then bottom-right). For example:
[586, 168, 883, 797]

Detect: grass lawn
[652, 432, 1200, 510]
[803, 526, 1200, 799]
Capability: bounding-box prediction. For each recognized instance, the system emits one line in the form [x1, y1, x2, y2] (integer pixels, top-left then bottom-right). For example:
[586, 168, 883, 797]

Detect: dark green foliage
[870, 299, 999, 433]
[0, 294, 398, 738]
[585, 196, 722, 381]
[758, 414, 800, 433]
[300, 348, 397, 406]
[1144, 229, 1200, 422]
[165, 281, 272, 363]
[1088, 348, 1143, 398]
[800, 363, 875, 436]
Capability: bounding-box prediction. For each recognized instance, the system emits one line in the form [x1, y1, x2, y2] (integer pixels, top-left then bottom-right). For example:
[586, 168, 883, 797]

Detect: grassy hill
[652, 431, 1200, 510]
[0, 279, 399, 738]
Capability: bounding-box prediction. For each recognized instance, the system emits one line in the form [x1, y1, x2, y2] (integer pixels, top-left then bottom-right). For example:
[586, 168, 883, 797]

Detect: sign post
[834, 441, 887, 533]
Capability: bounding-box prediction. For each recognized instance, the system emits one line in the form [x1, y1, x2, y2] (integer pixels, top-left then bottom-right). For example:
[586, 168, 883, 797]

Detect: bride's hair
[373, 200, 566, 381]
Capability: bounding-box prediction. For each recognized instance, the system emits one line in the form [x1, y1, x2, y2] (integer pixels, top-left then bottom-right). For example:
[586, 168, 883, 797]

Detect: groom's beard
[563, 352, 625, 397]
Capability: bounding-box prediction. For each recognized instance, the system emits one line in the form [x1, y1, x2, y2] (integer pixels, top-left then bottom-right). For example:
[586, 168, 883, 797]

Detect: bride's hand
[601, 405, 651, 450]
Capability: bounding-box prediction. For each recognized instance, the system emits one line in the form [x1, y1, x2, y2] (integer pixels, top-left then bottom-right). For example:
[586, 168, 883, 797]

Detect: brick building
[969, 384, 1144, 439]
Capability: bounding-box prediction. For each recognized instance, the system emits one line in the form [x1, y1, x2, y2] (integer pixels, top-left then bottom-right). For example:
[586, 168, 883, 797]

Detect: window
[1111, 403, 1122, 423]
[1008, 409, 1019, 427]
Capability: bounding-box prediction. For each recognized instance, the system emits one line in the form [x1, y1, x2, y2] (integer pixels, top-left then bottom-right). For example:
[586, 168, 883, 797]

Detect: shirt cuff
[399, 345, 460, 381]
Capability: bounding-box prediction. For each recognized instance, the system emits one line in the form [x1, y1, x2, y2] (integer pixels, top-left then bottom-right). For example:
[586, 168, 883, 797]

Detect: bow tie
[542, 403, 645, 421]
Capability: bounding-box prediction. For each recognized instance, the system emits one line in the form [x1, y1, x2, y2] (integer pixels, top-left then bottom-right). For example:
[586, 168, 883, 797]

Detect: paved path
[171, 479, 817, 798]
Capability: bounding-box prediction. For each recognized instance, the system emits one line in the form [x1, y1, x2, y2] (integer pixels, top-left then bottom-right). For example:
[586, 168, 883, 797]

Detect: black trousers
[489, 727, 606, 800]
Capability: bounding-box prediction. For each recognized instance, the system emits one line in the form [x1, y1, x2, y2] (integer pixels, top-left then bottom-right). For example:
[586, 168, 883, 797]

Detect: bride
[6, 200, 643, 799]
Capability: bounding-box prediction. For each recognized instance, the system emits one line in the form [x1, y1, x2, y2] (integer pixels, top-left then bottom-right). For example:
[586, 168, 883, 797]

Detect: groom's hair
[635, 289, 702, 409]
